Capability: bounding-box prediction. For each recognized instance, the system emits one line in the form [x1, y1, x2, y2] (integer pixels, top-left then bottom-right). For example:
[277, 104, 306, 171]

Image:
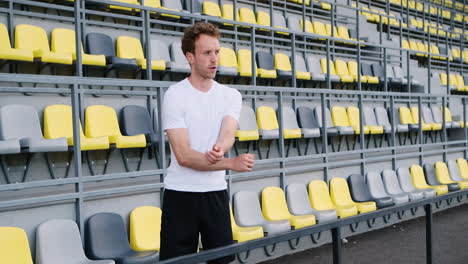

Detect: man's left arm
[205, 116, 238, 164]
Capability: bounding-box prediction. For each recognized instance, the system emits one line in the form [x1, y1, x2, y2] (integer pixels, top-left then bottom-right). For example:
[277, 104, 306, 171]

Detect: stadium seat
[120, 105, 157, 144]
[334, 60, 354, 82]
[168, 41, 190, 74]
[233, 191, 291, 235]
[348, 106, 384, 135]
[455, 75, 467, 91]
[236, 105, 260, 141]
[51, 28, 106, 67]
[0, 137, 20, 155]
[382, 169, 424, 201]
[287, 17, 302, 33]
[278, 107, 302, 139]
[272, 12, 289, 35]
[202, 1, 221, 17]
[256, 11, 271, 31]
[312, 21, 329, 39]
[36, 219, 114, 264]
[116, 36, 165, 70]
[399, 106, 429, 130]
[305, 55, 327, 81]
[374, 106, 409, 133]
[238, 7, 257, 26]
[218, 47, 238, 76]
[86, 212, 159, 264]
[361, 63, 380, 84]
[159, 0, 184, 19]
[150, 39, 171, 70]
[129, 206, 161, 251]
[315, 106, 354, 136]
[286, 183, 337, 223]
[296, 106, 321, 139]
[421, 106, 442, 130]
[0, 23, 33, 62]
[345, 106, 369, 135]
[237, 49, 255, 77]
[319, 58, 341, 82]
[274, 53, 293, 78]
[256, 106, 280, 140]
[15, 24, 72, 65]
[331, 106, 356, 133]
[86, 33, 139, 71]
[0, 227, 33, 264]
[330, 177, 376, 214]
[337, 26, 354, 43]
[439, 72, 457, 91]
[262, 186, 316, 229]
[293, 55, 312, 80]
[347, 61, 367, 83]
[430, 106, 460, 129]
[366, 171, 409, 205]
[393, 66, 422, 87]
[448, 160, 464, 183]
[256, 51, 277, 79]
[85, 105, 147, 148]
[443, 107, 467, 128]
[363, 107, 386, 134]
[0, 104, 68, 153]
[299, 19, 314, 33]
[434, 161, 468, 189]
[411, 106, 440, 131]
[106, 0, 139, 12]
[44, 104, 109, 150]
[423, 163, 460, 192]
[410, 164, 448, 195]
[308, 180, 353, 218]
[457, 158, 468, 180]
[347, 174, 394, 209]
[230, 206, 264, 242]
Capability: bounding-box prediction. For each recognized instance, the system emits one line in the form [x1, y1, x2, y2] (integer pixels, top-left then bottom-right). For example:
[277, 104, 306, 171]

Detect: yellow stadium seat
[409, 107, 434, 131]
[347, 61, 368, 83]
[262, 186, 316, 229]
[451, 48, 461, 60]
[109, 0, 139, 11]
[256, 11, 271, 31]
[402, 39, 410, 50]
[330, 177, 375, 214]
[44, 105, 109, 151]
[230, 206, 264, 242]
[337, 26, 353, 43]
[218, 47, 238, 72]
[256, 106, 300, 139]
[238, 7, 257, 26]
[443, 107, 468, 128]
[331, 106, 351, 128]
[15, 24, 72, 65]
[0, 23, 33, 62]
[221, 4, 234, 25]
[313, 21, 329, 39]
[435, 161, 468, 189]
[51, 28, 106, 67]
[410, 164, 448, 195]
[202, 1, 221, 17]
[429, 45, 442, 60]
[85, 105, 147, 148]
[308, 180, 350, 216]
[116, 36, 165, 70]
[348, 106, 383, 134]
[236, 106, 260, 141]
[325, 24, 338, 37]
[455, 75, 466, 91]
[129, 206, 161, 251]
[334, 60, 354, 82]
[0, 227, 33, 264]
[299, 19, 314, 33]
[237, 49, 256, 77]
[457, 158, 468, 180]
[274, 53, 310, 80]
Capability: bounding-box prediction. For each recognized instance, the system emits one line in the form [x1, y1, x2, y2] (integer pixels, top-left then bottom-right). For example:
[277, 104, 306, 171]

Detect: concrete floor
[261, 203, 468, 264]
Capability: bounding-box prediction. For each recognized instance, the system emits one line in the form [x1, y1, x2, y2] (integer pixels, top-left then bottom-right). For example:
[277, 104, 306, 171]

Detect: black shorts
[159, 189, 235, 264]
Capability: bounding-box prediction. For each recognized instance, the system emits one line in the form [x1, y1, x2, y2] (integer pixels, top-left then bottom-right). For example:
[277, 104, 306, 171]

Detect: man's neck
[188, 75, 213, 93]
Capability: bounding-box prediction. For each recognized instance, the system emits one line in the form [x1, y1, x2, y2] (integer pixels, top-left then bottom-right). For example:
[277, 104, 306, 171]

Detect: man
[160, 21, 255, 263]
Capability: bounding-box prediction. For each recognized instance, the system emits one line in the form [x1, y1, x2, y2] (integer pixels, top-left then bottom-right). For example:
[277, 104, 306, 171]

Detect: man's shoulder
[166, 79, 189, 93]
[215, 82, 241, 98]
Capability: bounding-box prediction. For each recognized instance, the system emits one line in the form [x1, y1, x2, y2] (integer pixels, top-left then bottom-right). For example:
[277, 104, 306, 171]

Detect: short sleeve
[162, 87, 186, 131]
[224, 89, 242, 121]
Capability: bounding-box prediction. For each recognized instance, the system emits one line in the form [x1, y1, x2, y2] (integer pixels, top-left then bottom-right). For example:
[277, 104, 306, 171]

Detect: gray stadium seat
[272, 12, 288, 32]
[393, 107, 418, 131]
[121, 105, 157, 143]
[150, 39, 170, 70]
[256, 51, 276, 77]
[280, 107, 301, 135]
[305, 55, 327, 82]
[294, 55, 309, 79]
[286, 183, 337, 223]
[386, 65, 402, 84]
[448, 160, 467, 182]
[362, 63, 377, 81]
[238, 105, 259, 138]
[0, 139, 20, 155]
[363, 107, 383, 130]
[0, 104, 68, 152]
[423, 163, 460, 192]
[431, 106, 460, 128]
[374, 106, 409, 133]
[85, 33, 138, 71]
[382, 169, 424, 201]
[169, 41, 190, 73]
[287, 17, 302, 33]
[296, 106, 321, 138]
[366, 171, 409, 205]
[422, 106, 440, 128]
[314, 107, 354, 135]
[86, 212, 159, 264]
[371, 63, 385, 83]
[393, 66, 423, 87]
[233, 191, 291, 235]
[162, 0, 185, 12]
[347, 174, 394, 208]
[396, 167, 436, 198]
[36, 219, 115, 264]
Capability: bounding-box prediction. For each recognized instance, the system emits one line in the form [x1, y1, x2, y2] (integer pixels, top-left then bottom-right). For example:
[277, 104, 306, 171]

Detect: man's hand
[205, 144, 225, 164]
[230, 154, 255, 172]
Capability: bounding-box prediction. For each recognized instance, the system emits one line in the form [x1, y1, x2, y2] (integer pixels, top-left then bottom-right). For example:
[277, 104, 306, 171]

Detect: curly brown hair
[181, 21, 220, 55]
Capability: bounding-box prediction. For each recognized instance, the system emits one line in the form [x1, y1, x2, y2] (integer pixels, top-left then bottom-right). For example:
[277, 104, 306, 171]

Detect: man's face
[186, 34, 220, 80]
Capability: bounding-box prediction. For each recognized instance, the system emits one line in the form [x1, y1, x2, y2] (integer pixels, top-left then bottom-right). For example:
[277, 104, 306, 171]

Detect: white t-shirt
[162, 78, 242, 192]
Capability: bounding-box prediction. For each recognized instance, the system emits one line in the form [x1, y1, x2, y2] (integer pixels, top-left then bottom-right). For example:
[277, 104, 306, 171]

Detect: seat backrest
[399, 106, 415, 125]
[0, 23, 12, 49]
[393, 66, 406, 80]
[366, 171, 389, 199]
[262, 186, 291, 221]
[44, 104, 86, 145]
[86, 212, 133, 260]
[286, 183, 314, 215]
[347, 106, 362, 132]
[202, 1, 221, 17]
[297, 106, 319, 129]
[280, 107, 300, 130]
[120, 105, 153, 136]
[170, 41, 188, 65]
[382, 169, 404, 195]
[397, 167, 417, 192]
[162, 0, 182, 10]
[410, 164, 431, 188]
[238, 7, 257, 24]
[314, 106, 334, 128]
[331, 106, 350, 127]
[221, 4, 234, 20]
[36, 219, 89, 264]
[237, 49, 254, 77]
[371, 63, 385, 79]
[457, 158, 468, 179]
[274, 53, 292, 72]
[423, 163, 440, 185]
[0, 104, 44, 141]
[86, 32, 115, 57]
[313, 21, 328, 36]
[361, 63, 374, 77]
[347, 174, 373, 202]
[51, 28, 79, 56]
[219, 47, 237, 68]
[330, 177, 355, 206]
[116, 36, 144, 60]
[256, 11, 270, 27]
[337, 26, 350, 39]
[374, 106, 391, 127]
[305, 55, 321, 74]
[363, 106, 378, 126]
[430, 106, 443, 123]
[150, 39, 170, 62]
[129, 206, 161, 251]
[233, 191, 265, 226]
[308, 180, 335, 210]
[299, 19, 314, 33]
[335, 59, 350, 76]
[434, 161, 453, 184]
[287, 17, 301, 32]
[410, 106, 423, 124]
[386, 65, 395, 79]
[85, 105, 122, 138]
[447, 160, 464, 182]
[0, 227, 33, 264]
[320, 58, 336, 75]
[347, 61, 358, 78]
[422, 106, 436, 124]
[272, 12, 287, 28]
[15, 24, 49, 52]
[294, 55, 308, 73]
[256, 51, 275, 71]
[256, 106, 279, 130]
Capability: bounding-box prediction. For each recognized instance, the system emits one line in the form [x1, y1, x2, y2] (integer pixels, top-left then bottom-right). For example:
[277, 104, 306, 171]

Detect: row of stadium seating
[401, 39, 467, 62]
[3, 158, 468, 263]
